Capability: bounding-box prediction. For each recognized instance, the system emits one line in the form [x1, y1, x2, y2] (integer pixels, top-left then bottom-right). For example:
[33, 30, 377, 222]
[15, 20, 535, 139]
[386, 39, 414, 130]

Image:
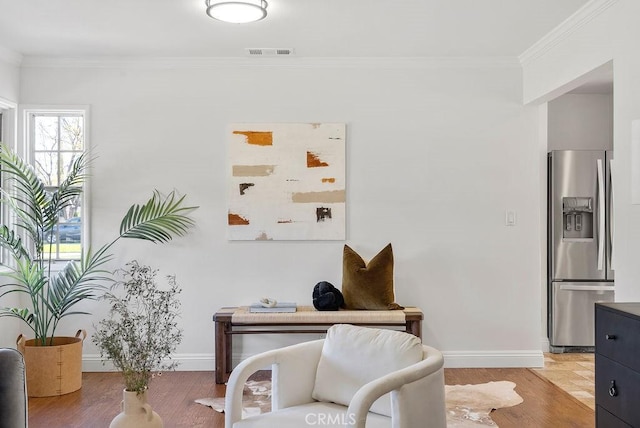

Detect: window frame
[0, 97, 17, 267]
[21, 106, 91, 263]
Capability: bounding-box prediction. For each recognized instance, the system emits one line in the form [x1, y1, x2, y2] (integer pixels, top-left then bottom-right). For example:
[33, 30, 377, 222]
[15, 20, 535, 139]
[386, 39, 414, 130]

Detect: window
[28, 110, 87, 260]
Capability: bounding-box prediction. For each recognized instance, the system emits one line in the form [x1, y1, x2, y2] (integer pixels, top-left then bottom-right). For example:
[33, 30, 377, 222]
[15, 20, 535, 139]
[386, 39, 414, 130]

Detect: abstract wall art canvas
[227, 123, 346, 240]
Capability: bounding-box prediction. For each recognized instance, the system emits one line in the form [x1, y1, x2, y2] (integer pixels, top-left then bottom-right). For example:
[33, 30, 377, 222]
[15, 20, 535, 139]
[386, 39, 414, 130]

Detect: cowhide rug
[196, 380, 272, 418]
[196, 380, 523, 427]
[445, 381, 523, 427]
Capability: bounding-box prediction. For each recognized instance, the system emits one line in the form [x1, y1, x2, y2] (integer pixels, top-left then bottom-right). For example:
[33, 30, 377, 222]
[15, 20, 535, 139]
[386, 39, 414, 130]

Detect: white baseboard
[82, 353, 216, 372]
[442, 350, 544, 368]
[83, 349, 545, 372]
[541, 337, 551, 353]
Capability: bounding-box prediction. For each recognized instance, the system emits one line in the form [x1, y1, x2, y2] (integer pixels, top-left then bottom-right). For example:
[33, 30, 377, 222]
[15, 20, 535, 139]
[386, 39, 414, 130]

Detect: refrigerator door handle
[597, 159, 605, 271]
[609, 158, 615, 270]
[559, 284, 614, 292]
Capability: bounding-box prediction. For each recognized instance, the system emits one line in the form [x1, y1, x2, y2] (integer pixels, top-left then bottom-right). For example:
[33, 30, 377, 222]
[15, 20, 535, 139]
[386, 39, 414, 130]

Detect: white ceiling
[0, 0, 590, 59]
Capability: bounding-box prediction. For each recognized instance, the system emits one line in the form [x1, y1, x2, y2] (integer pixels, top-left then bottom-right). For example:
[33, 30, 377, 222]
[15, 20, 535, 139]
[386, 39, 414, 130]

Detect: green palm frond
[0, 224, 30, 261]
[47, 244, 114, 324]
[0, 283, 31, 300]
[44, 152, 90, 228]
[42, 247, 112, 340]
[119, 190, 196, 243]
[5, 259, 51, 341]
[0, 144, 48, 235]
[79, 244, 114, 276]
[0, 308, 36, 335]
[13, 259, 48, 297]
[48, 261, 106, 319]
[0, 261, 38, 300]
[0, 187, 43, 250]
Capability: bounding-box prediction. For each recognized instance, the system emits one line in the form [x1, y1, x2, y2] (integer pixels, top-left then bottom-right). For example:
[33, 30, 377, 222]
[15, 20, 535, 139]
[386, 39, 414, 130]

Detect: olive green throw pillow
[342, 244, 404, 310]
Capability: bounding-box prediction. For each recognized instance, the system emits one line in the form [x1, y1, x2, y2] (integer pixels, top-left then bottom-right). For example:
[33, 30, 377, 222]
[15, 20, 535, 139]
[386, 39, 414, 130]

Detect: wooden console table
[213, 305, 423, 384]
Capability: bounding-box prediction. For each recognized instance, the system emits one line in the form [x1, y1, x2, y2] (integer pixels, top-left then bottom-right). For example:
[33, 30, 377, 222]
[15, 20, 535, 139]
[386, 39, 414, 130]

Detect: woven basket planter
[17, 330, 86, 397]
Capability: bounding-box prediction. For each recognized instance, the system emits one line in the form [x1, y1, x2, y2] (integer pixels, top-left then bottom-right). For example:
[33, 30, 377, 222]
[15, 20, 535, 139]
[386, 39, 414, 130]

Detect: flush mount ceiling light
[205, 0, 268, 24]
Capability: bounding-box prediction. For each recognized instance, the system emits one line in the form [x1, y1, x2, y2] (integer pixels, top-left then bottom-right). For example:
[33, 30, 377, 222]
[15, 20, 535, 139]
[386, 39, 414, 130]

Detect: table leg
[407, 320, 422, 340]
[215, 320, 228, 384]
[225, 322, 232, 382]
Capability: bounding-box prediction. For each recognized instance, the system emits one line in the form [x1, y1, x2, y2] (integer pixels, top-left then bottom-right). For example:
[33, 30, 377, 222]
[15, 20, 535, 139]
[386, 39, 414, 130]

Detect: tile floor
[532, 352, 595, 410]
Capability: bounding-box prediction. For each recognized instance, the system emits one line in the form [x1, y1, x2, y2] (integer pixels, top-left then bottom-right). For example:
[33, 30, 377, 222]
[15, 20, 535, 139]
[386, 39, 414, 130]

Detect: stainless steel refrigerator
[548, 150, 614, 352]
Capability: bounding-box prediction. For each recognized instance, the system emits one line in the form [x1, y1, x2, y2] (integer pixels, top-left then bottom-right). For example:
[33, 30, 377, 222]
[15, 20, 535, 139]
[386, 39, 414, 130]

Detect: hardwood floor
[445, 368, 593, 428]
[28, 371, 224, 428]
[27, 368, 594, 428]
[532, 353, 595, 410]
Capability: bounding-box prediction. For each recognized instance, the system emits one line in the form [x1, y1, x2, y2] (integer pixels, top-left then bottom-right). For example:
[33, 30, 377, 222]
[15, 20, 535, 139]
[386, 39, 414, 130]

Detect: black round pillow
[312, 281, 345, 311]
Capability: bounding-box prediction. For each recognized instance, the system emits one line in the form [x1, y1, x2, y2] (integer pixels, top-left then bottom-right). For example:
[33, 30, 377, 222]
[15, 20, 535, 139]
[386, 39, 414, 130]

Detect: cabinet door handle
[606, 334, 617, 340]
[609, 380, 618, 397]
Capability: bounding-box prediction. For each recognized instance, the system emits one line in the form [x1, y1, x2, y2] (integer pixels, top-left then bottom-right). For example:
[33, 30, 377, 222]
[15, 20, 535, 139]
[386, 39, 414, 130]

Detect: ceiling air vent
[245, 48, 295, 57]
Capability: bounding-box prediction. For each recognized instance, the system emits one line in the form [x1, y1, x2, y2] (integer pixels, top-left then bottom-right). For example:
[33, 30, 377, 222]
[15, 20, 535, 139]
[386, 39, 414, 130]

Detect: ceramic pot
[110, 389, 163, 428]
[17, 329, 85, 397]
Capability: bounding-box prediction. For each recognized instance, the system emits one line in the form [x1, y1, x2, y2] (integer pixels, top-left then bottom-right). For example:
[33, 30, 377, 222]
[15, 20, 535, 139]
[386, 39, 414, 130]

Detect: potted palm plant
[0, 143, 196, 397]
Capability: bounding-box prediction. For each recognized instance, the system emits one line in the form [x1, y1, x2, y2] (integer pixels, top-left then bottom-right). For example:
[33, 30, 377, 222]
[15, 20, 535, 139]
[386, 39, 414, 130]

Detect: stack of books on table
[249, 302, 297, 313]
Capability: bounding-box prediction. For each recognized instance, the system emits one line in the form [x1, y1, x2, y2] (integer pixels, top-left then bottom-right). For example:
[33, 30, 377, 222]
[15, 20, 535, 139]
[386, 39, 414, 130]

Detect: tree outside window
[31, 113, 85, 260]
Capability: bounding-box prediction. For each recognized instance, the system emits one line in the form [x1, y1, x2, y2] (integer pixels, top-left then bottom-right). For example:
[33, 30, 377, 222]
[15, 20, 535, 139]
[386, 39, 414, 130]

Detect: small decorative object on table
[259, 297, 278, 308]
[312, 281, 344, 311]
[93, 261, 183, 428]
[249, 299, 297, 313]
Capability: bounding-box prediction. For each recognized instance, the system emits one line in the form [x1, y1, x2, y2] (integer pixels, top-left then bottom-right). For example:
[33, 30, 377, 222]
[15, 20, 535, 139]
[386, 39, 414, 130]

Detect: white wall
[548, 93, 613, 151]
[0, 49, 20, 102]
[523, 0, 640, 303]
[17, 58, 544, 369]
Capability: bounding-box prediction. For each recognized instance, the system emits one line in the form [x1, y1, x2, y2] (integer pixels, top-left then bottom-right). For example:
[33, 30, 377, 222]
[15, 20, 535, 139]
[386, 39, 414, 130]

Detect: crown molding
[0, 45, 23, 66]
[519, 0, 618, 66]
[0, 96, 17, 109]
[20, 55, 520, 70]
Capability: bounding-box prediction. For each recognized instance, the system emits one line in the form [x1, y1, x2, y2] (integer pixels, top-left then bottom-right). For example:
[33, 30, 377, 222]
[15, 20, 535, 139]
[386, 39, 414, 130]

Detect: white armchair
[225, 324, 446, 428]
